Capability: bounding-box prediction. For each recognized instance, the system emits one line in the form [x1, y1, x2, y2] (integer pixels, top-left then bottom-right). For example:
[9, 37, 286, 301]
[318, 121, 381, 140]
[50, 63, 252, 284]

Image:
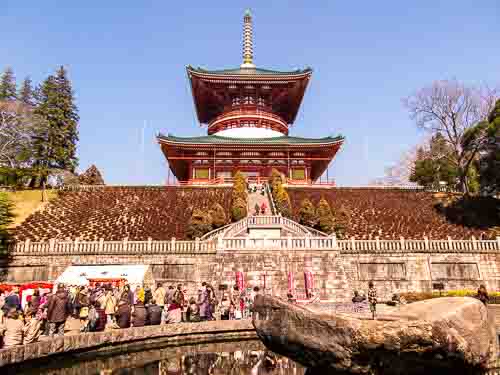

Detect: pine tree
[316, 197, 334, 234]
[210, 202, 227, 228]
[33, 66, 79, 176]
[186, 209, 213, 239]
[298, 198, 316, 227]
[0, 67, 16, 101]
[18, 76, 34, 106]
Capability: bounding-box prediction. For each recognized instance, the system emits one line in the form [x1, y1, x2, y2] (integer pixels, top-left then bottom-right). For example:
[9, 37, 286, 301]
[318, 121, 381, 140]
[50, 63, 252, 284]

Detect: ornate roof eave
[157, 134, 344, 148]
[186, 65, 313, 82]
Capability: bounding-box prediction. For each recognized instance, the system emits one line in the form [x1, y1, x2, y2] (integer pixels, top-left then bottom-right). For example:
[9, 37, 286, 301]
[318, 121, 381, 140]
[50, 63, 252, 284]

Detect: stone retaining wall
[3, 248, 500, 301]
[0, 320, 255, 368]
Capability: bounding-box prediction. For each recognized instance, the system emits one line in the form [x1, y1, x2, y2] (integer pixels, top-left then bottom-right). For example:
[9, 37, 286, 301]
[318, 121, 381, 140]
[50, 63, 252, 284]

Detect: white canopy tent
[55, 265, 151, 288]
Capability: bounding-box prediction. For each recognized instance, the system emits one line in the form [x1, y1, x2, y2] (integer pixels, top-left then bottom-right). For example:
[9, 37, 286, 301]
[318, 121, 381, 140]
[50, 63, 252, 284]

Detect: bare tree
[0, 100, 46, 169]
[371, 144, 422, 186]
[403, 80, 498, 192]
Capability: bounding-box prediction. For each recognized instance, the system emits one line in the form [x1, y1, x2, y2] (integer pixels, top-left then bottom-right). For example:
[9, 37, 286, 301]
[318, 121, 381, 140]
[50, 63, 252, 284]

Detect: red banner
[235, 271, 244, 291]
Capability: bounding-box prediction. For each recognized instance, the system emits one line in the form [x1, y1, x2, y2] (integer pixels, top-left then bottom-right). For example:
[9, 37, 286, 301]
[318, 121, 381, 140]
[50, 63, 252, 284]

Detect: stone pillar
[195, 237, 200, 251]
[123, 237, 128, 252]
[400, 236, 405, 251]
[497, 237, 500, 251]
[49, 238, 55, 253]
[424, 236, 429, 250]
[287, 234, 293, 249]
[74, 238, 79, 253]
[447, 236, 453, 251]
[99, 238, 104, 252]
[147, 237, 152, 252]
[171, 237, 176, 251]
[351, 237, 356, 251]
[24, 238, 30, 253]
[472, 236, 477, 251]
[331, 232, 338, 250]
[375, 236, 380, 251]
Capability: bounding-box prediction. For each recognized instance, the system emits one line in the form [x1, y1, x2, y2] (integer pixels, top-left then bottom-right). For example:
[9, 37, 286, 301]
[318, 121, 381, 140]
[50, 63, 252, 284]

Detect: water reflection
[13, 340, 305, 375]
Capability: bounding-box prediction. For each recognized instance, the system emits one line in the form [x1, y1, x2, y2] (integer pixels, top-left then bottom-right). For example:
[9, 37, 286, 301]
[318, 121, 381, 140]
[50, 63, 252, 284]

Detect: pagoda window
[241, 152, 260, 157]
[291, 168, 306, 180]
[257, 97, 266, 106]
[232, 97, 240, 106]
[194, 160, 202, 165]
[293, 152, 305, 157]
[217, 151, 232, 156]
[195, 151, 209, 156]
[194, 168, 209, 179]
[269, 152, 285, 157]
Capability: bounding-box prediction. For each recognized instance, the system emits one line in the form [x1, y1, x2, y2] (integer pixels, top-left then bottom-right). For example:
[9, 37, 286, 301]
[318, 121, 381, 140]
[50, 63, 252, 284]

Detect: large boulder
[252, 296, 497, 374]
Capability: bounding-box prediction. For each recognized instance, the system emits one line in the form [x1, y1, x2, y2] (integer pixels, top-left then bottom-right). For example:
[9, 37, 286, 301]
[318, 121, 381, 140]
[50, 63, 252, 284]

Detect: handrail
[264, 182, 277, 215]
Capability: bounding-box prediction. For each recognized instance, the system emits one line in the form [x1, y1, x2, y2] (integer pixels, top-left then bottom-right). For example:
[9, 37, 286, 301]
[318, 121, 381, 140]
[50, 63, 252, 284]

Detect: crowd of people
[0, 282, 264, 349]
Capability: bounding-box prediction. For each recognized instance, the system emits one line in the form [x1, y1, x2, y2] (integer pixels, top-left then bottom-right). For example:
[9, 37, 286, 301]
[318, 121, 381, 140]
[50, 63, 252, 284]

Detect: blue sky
[1, 1, 499, 185]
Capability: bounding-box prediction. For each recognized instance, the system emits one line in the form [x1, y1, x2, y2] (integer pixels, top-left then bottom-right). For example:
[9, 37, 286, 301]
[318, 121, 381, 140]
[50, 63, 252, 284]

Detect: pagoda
[158, 10, 343, 184]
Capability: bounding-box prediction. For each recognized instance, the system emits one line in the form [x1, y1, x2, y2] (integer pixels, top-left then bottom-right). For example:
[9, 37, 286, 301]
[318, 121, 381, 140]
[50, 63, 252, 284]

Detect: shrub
[316, 197, 334, 233]
[298, 198, 316, 227]
[210, 202, 227, 228]
[78, 165, 105, 185]
[275, 185, 292, 218]
[231, 197, 247, 221]
[186, 208, 213, 239]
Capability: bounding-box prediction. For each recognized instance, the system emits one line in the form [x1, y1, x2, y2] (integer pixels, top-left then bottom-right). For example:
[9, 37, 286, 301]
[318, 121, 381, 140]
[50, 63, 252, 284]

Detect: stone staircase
[247, 186, 271, 216]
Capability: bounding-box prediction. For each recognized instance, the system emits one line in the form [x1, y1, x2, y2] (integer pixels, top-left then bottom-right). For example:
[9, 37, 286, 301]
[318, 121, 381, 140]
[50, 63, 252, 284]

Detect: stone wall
[4, 248, 500, 301]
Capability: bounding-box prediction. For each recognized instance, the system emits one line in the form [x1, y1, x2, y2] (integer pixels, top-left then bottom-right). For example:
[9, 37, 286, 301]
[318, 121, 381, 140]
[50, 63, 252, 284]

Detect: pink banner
[287, 271, 295, 292]
[304, 271, 314, 298]
[235, 271, 244, 291]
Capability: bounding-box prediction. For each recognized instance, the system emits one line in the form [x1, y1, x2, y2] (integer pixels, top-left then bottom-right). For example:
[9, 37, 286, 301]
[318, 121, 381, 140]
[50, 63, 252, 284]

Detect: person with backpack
[46, 284, 70, 336]
[132, 289, 148, 327]
[116, 298, 131, 328]
[146, 300, 162, 325]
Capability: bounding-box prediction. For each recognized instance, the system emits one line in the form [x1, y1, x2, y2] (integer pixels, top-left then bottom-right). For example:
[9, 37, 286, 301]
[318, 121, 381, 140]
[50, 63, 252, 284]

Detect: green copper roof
[187, 65, 312, 76]
[158, 133, 343, 145]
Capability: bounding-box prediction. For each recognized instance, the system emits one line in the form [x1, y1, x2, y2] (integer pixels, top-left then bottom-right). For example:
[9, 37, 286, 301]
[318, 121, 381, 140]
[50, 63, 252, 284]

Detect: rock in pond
[252, 296, 497, 375]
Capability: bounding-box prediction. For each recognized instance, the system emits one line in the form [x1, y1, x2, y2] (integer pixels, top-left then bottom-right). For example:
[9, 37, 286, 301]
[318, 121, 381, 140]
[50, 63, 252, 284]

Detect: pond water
[9, 339, 305, 375]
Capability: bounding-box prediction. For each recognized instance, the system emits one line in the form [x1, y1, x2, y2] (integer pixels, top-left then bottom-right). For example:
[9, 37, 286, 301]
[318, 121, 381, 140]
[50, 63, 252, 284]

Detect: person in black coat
[146, 300, 162, 325]
[116, 299, 131, 328]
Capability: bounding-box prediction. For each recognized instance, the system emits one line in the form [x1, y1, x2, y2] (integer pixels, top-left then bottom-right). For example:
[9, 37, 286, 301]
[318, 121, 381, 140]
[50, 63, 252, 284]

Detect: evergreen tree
[479, 99, 500, 195]
[33, 66, 79, 177]
[0, 67, 16, 101]
[210, 202, 227, 228]
[186, 209, 213, 239]
[315, 197, 334, 234]
[298, 198, 316, 227]
[18, 76, 34, 106]
[231, 197, 247, 222]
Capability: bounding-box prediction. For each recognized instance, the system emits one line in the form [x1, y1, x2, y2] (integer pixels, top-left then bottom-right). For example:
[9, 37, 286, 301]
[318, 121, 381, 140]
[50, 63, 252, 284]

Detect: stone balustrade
[0, 320, 255, 369]
[8, 236, 500, 255]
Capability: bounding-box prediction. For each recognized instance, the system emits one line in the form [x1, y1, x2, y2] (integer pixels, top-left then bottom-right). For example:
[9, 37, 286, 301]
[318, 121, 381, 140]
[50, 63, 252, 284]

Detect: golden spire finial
[240, 9, 256, 69]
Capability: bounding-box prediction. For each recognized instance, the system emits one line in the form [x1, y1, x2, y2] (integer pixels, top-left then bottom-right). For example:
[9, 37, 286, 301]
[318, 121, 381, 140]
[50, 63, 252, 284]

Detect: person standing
[199, 282, 210, 321]
[116, 299, 131, 328]
[476, 284, 490, 305]
[0, 308, 24, 347]
[153, 283, 167, 312]
[146, 300, 162, 325]
[367, 281, 377, 320]
[23, 309, 42, 344]
[46, 285, 70, 336]
[165, 284, 184, 324]
[104, 289, 117, 326]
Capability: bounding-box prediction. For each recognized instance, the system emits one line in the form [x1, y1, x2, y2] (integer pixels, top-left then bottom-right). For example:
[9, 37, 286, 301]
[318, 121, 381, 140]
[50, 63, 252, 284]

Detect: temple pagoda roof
[187, 65, 312, 78]
[157, 133, 343, 146]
